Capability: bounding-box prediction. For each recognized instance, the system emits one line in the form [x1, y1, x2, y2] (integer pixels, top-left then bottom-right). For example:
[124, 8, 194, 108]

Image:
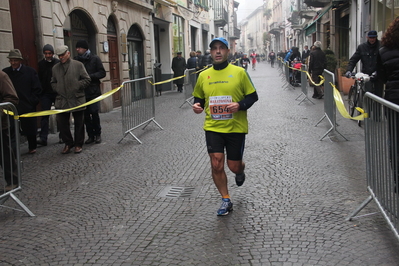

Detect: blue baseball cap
[368, 30, 377, 37]
[209, 37, 229, 48]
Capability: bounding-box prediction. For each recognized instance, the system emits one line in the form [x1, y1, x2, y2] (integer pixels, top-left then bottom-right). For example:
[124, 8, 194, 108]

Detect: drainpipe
[50, 0, 57, 46]
[149, 11, 156, 78]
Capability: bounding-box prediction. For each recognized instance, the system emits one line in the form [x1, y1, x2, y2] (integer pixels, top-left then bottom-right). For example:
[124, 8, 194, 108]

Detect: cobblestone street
[1, 61, 399, 265]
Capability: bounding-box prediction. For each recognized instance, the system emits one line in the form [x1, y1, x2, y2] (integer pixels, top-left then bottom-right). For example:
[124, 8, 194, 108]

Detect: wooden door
[108, 36, 121, 107]
[9, 0, 38, 70]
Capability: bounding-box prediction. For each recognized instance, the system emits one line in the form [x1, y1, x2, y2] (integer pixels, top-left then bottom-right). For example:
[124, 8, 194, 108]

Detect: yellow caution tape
[331, 82, 365, 121]
[5, 85, 123, 119]
[148, 75, 186, 86]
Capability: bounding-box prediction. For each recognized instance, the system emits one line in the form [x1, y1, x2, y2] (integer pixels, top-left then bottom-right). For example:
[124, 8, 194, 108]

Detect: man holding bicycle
[345, 30, 381, 96]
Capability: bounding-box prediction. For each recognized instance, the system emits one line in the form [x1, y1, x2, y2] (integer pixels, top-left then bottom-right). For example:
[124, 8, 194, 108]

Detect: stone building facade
[1, 0, 241, 112]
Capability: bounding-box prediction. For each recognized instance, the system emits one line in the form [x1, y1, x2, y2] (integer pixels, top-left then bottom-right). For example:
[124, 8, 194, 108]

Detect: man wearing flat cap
[3, 49, 42, 154]
[51, 45, 91, 154]
[345, 30, 381, 96]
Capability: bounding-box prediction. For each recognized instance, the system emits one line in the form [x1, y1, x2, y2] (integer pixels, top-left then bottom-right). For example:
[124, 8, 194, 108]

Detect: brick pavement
[1, 61, 399, 265]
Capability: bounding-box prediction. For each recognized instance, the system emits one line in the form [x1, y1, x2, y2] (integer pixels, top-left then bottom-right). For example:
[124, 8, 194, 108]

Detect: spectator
[74, 40, 106, 145]
[37, 44, 60, 146]
[171, 51, 186, 93]
[0, 70, 19, 191]
[51, 45, 91, 154]
[196, 50, 203, 69]
[186, 51, 199, 70]
[201, 49, 213, 68]
[377, 18, 399, 192]
[346, 30, 381, 96]
[3, 49, 42, 154]
[308, 41, 326, 99]
[301, 45, 310, 63]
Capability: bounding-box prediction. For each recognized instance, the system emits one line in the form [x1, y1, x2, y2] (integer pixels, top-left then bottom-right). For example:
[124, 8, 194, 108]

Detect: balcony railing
[214, 8, 228, 27]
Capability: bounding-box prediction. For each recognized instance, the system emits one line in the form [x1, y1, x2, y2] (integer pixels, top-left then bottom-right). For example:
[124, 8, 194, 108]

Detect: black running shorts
[205, 131, 246, 161]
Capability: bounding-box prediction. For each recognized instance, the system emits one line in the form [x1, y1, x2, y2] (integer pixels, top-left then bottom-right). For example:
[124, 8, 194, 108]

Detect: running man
[192, 37, 259, 216]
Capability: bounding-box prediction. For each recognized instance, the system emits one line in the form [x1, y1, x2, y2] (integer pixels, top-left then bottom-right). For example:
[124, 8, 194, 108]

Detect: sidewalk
[1, 61, 399, 265]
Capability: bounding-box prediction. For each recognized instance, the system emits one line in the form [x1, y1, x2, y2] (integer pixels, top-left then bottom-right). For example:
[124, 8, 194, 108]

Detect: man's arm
[347, 45, 362, 72]
[91, 57, 106, 81]
[237, 91, 258, 111]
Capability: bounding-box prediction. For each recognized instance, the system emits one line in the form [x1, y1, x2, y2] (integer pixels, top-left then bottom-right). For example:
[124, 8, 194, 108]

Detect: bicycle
[347, 72, 370, 127]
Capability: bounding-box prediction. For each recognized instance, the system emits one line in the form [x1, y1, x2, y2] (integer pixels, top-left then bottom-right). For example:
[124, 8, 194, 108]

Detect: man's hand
[370, 71, 377, 81]
[192, 102, 204, 114]
[345, 71, 352, 78]
[227, 102, 240, 113]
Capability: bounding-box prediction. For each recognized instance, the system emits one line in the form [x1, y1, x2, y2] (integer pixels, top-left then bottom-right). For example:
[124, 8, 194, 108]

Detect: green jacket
[51, 58, 90, 111]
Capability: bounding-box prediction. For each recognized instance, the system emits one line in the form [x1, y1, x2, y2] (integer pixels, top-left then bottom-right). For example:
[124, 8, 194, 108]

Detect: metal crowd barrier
[346, 92, 399, 242]
[315, 70, 347, 141]
[180, 68, 197, 108]
[118, 76, 163, 144]
[295, 64, 314, 105]
[282, 62, 292, 90]
[0, 102, 34, 216]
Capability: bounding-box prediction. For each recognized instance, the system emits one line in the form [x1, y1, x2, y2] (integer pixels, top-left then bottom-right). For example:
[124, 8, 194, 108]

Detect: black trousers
[57, 110, 85, 147]
[84, 101, 101, 138]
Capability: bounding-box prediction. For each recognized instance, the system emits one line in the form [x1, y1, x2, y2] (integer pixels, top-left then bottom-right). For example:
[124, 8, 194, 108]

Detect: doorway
[107, 17, 121, 108]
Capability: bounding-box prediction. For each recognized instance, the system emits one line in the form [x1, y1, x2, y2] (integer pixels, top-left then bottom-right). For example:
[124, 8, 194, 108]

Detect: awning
[304, 5, 332, 35]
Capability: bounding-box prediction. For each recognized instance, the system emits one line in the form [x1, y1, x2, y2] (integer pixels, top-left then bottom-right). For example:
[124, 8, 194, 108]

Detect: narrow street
[1, 61, 399, 265]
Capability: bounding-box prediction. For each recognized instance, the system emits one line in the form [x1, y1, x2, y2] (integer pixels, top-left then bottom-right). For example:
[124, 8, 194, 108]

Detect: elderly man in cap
[192, 37, 258, 216]
[2, 49, 42, 154]
[345, 30, 381, 96]
[51, 45, 90, 154]
[37, 44, 60, 146]
[171, 51, 186, 92]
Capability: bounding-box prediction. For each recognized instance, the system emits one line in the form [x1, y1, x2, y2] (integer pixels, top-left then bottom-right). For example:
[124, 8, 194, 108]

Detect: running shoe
[217, 198, 233, 216]
[235, 172, 246, 186]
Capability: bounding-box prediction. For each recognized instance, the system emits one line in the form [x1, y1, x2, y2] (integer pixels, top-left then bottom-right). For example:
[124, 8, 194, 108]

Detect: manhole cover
[157, 186, 201, 198]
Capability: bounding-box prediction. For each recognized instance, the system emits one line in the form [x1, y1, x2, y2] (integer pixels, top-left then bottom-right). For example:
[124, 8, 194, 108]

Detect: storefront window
[374, 0, 399, 33]
[173, 15, 184, 56]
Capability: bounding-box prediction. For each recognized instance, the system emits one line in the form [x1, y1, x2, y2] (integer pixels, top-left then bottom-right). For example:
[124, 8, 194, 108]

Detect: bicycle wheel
[347, 85, 357, 117]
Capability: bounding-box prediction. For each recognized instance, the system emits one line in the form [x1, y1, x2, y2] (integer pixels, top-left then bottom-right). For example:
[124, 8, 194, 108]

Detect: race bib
[209, 95, 232, 120]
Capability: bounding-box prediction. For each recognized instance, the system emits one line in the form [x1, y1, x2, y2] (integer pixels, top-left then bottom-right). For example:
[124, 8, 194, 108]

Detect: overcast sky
[236, 0, 264, 23]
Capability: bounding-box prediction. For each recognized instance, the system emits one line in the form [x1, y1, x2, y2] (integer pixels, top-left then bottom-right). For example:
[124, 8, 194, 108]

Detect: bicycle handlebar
[351, 72, 370, 82]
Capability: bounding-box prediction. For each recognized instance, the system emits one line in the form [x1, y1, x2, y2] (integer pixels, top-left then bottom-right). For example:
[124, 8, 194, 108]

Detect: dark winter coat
[171, 56, 187, 85]
[186, 56, 199, 70]
[38, 57, 60, 95]
[74, 52, 106, 100]
[308, 48, 326, 74]
[301, 49, 310, 63]
[3, 64, 42, 114]
[377, 46, 399, 101]
[0, 70, 19, 129]
[347, 40, 380, 75]
[51, 58, 90, 111]
[201, 53, 213, 68]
